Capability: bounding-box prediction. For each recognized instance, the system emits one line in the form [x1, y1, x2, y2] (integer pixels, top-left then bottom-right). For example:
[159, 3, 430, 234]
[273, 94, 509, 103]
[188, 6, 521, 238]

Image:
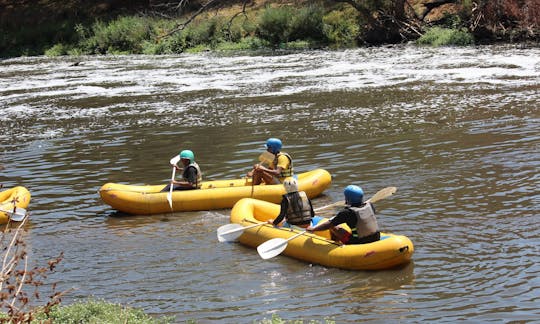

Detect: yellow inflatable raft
[99, 168, 332, 215]
[229, 198, 414, 270]
[0, 186, 31, 224]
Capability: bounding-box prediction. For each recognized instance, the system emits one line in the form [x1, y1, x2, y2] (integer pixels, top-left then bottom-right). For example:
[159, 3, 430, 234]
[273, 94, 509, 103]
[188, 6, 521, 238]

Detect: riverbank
[1, 0, 538, 58]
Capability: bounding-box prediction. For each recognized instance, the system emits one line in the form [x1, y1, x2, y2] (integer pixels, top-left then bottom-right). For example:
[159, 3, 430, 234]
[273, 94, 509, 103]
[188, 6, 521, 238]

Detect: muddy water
[0, 44, 539, 322]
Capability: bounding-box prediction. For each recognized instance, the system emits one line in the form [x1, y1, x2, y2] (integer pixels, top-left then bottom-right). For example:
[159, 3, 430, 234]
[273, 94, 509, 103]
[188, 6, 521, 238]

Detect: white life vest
[349, 203, 378, 239]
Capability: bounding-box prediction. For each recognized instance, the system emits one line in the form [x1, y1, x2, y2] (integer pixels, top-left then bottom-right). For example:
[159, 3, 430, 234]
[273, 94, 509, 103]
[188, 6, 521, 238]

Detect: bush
[417, 27, 474, 46]
[289, 5, 325, 42]
[79, 16, 154, 54]
[44, 43, 71, 56]
[322, 9, 360, 47]
[41, 299, 174, 323]
[256, 5, 294, 47]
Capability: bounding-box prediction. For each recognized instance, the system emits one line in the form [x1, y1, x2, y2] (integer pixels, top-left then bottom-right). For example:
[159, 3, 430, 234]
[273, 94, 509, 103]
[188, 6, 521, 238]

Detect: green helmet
[179, 150, 195, 162]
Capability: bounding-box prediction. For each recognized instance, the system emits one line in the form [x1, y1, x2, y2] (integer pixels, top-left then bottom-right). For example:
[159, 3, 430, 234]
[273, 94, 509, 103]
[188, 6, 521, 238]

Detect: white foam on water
[1, 46, 538, 125]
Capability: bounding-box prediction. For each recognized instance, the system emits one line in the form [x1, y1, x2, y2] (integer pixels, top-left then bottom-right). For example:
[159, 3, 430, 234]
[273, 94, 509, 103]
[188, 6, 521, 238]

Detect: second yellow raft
[230, 198, 414, 270]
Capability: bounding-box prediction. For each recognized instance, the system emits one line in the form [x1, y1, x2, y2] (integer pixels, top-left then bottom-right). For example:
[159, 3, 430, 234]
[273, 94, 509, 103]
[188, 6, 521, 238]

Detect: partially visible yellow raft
[230, 198, 414, 270]
[99, 168, 332, 215]
[0, 186, 31, 224]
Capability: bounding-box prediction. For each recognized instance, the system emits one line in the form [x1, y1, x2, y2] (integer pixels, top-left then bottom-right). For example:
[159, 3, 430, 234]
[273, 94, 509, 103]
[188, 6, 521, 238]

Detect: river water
[1, 45, 539, 322]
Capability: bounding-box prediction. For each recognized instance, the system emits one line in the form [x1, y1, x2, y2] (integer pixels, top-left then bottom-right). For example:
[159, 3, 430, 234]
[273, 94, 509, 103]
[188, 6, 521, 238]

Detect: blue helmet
[344, 185, 364, 205]
[265, 138, 282, 154]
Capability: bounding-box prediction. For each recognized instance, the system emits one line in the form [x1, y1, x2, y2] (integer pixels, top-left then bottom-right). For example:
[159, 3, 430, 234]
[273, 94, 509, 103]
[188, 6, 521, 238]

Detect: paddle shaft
[283, 231, 305, 243]
[167, 155, 180, 209]
[221, 222, 264, 236]
[314, 186, 397, 212]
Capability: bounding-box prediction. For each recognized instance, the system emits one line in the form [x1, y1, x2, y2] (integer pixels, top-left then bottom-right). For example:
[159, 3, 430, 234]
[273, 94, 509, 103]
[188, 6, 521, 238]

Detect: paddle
[217, 222, 265, 242]
[167, 155, 181, 210]
[1, 206, 28, 222]
[314, 186, 397, 212]
[257, 230, 306, 260]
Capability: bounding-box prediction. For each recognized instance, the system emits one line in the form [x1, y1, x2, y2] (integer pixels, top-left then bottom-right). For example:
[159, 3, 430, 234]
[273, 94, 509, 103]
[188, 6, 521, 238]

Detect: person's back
[283, 190, 312, 227]
[269, 178, 314, 228]
[307, 185, 380, 244]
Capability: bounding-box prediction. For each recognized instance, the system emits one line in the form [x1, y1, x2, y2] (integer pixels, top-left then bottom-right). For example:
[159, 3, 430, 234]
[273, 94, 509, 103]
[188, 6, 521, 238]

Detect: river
[0, 44, 539, 322]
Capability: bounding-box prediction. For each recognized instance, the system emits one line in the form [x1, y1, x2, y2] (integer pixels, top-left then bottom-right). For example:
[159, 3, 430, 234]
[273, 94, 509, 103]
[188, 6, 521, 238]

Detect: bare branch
[159, 0, 222, 39]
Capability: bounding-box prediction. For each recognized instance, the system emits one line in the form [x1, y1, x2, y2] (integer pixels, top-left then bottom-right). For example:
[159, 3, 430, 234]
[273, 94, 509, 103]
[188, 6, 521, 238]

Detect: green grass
[417, 27, 474, 46]
[32, 299, 175, 323]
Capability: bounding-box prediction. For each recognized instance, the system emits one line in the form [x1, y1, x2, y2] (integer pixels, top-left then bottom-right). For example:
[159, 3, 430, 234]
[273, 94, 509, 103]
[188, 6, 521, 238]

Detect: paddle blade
[217, 223, 245, 242]
[167, 191, 173, 209]
[167, 167, 176, 210]
[257, 238, 288, 259]
[368, 186, 397, 203]
[7, 207, 27, 222]
[170, 155, 181, 165]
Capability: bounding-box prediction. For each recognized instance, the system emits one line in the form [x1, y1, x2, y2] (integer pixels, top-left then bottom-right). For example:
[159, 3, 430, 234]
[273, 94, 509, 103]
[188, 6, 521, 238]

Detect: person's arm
[254, 164, 281, 176]
[308, 198, 315, 218]
[172, 167, 197, 188]
[269, 198, 288, 226]
[307, 209, 348, 232]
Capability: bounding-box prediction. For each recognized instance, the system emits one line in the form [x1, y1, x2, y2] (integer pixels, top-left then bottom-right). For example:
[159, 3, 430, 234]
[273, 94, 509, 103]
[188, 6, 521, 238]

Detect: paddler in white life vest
[247, 138, 294, 185]
[162, 150, 202, 191]
[307, 185, 380, 244]
[267, 178, 322, 228]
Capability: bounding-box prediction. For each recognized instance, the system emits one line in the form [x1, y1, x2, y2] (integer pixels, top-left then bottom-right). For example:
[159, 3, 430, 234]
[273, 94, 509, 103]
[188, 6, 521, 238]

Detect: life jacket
[348, 203, 378, 239]
[183, 162, 203, 189]
[272, 152, 293, 178]
[284, 191, 312, 225]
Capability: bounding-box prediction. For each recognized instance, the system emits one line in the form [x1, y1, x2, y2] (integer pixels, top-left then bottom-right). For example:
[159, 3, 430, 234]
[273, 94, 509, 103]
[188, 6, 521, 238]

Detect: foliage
[78, 16, 154, 54]
[322, 8, 360, 47]
[256, 4, 328, 48]
[40, 298, 174, 323]
[3, 0, 539, 58]
[258, 313, 336, 324]
[417, 27, 474, 46]
[183, 16, 229, 48]
[256, 5, 295, 47]
[289, 5, 325, 42]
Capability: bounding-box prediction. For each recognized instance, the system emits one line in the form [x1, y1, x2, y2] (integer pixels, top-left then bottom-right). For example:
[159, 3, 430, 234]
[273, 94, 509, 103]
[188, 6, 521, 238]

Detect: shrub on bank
[256, 5, 294, 47]
[77, 16, 154, 54]
[322, 8, 360, 47]
[36, 299, 174, 323]
[417, 27, 474, 46]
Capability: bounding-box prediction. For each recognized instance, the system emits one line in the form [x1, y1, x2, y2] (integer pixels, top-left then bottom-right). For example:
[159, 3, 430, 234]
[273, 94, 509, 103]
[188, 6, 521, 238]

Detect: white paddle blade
[167, 167, 176, 210]
[217, 223, 245, 242]
[6, 207, 27, 222]
[257, 238, 289, 259]
[170, 155, 181, 165]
